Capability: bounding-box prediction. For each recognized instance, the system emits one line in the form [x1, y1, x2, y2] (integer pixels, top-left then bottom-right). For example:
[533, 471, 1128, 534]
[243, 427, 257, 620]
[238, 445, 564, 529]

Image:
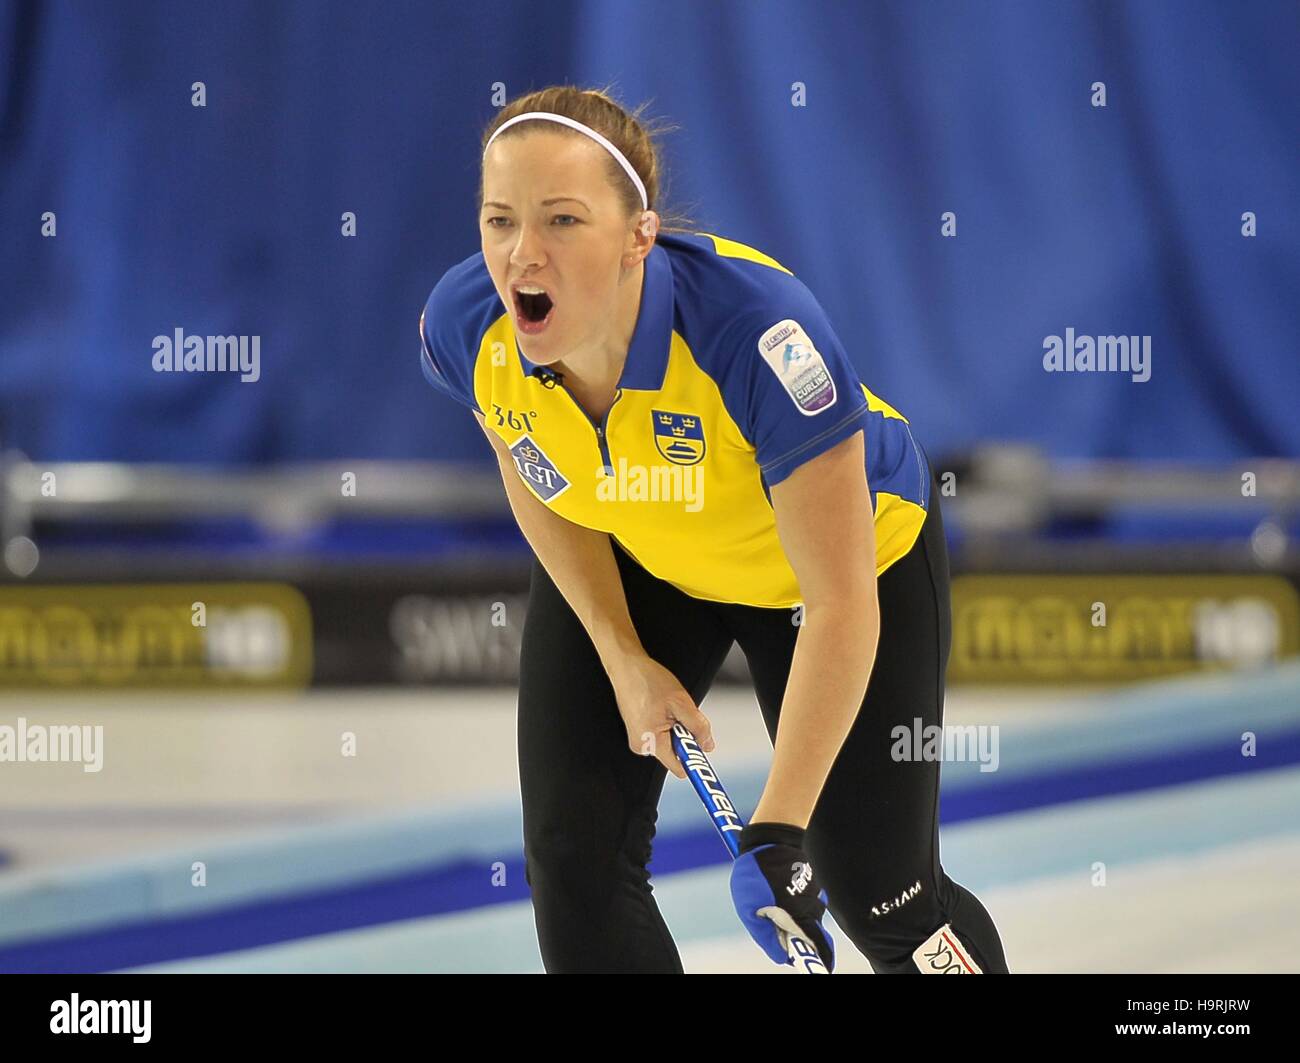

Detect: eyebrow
[481, 197, 590, 211]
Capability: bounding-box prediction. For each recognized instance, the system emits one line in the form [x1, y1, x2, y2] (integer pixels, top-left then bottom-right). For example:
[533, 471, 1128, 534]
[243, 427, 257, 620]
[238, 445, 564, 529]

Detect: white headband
[482, 111, 648, 211]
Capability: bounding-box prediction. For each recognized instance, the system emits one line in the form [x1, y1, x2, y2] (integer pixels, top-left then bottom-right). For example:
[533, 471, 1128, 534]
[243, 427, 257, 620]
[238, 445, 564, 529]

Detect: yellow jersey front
[420, 232, 930, 608]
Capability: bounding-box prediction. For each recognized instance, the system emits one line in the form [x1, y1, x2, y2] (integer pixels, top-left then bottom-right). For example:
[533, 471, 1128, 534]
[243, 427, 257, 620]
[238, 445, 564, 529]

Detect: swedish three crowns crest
[652, 410, 705, 466]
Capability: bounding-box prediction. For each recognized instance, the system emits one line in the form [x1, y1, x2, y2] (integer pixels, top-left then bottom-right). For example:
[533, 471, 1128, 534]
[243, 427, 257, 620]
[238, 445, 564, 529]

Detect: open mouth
[514, 287, 554, 324]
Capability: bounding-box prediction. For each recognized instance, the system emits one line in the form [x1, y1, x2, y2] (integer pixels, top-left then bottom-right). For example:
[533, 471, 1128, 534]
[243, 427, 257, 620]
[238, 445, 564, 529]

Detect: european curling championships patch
[758, 319, 837, 415]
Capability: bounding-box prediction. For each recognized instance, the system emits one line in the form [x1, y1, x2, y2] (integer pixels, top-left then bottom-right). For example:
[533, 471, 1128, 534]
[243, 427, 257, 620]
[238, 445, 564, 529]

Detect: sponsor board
[949, 575, 1300, 683]
[0, 584, 311, 688]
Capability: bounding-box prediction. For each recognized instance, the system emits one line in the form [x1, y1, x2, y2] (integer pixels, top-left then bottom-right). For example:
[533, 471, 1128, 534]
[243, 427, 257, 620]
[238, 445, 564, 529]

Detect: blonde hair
[478, 84, 698, 232]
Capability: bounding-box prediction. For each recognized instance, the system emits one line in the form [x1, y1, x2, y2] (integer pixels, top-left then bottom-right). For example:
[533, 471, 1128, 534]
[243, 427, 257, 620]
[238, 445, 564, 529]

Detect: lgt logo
[509, 435, 570, 502]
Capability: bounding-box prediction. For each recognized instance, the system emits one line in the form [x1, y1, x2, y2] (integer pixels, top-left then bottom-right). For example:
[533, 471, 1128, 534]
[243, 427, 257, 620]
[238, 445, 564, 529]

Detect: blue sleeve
[418, 277, 482, 414]
[724, 285, 869, 486]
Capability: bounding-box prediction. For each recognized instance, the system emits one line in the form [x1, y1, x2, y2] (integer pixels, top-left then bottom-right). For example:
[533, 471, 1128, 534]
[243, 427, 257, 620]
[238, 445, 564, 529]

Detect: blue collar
[516, 241, 674, 391]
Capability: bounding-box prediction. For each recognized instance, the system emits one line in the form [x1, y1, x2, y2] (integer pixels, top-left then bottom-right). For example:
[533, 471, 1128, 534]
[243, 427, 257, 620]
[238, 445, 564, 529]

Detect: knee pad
[912, 923, 983, 974]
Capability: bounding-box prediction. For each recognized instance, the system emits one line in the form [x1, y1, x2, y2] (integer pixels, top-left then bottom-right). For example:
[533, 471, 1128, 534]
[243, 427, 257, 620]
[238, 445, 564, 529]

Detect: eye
[485, 216, 510, 228]
[552, 214, 579, 226]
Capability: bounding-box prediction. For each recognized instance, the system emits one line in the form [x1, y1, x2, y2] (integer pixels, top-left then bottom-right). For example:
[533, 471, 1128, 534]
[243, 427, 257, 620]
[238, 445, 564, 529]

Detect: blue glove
[729, 821, 835, 971]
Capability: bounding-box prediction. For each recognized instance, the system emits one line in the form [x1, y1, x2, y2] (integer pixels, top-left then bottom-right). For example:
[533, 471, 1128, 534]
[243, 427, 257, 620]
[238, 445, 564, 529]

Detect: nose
[509, 222, 546, 272]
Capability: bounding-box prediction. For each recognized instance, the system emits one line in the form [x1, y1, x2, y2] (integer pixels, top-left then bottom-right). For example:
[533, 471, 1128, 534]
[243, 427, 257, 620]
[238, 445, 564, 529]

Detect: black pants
[516, 475, 1008, 974]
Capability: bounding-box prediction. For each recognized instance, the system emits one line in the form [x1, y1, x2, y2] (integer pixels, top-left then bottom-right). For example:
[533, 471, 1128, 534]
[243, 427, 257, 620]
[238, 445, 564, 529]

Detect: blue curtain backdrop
[1, 0, 1296, 465]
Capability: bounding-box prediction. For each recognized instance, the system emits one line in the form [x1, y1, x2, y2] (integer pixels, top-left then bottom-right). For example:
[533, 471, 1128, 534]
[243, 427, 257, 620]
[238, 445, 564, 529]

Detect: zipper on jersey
[553, 378, 623, 475]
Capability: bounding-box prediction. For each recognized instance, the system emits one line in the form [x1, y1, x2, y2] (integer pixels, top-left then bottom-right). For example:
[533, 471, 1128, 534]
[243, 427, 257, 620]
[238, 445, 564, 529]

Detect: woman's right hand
[609, 654, 715, 779]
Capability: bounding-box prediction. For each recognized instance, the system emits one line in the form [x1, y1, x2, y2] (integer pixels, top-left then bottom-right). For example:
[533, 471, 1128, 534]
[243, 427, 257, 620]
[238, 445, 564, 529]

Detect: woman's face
[480, 129, 641, 366]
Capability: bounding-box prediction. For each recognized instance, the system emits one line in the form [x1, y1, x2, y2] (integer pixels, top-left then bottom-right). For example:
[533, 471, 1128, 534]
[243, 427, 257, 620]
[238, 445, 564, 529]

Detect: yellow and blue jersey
[419, 231, 930, 608]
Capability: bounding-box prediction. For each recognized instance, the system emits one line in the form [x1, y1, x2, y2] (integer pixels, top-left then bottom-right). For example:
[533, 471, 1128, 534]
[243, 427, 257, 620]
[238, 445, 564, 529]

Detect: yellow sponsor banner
[0, 584, 312, 689]
[950, 575, 1300, 684]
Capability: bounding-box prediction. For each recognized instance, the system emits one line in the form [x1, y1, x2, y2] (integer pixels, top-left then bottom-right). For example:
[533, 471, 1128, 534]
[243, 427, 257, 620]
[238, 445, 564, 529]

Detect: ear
[626, 210, 659, 265]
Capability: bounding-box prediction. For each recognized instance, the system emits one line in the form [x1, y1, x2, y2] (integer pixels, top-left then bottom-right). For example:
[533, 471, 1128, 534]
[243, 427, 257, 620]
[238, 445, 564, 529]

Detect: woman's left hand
[729, 821, 835, 971]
